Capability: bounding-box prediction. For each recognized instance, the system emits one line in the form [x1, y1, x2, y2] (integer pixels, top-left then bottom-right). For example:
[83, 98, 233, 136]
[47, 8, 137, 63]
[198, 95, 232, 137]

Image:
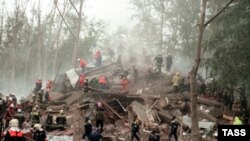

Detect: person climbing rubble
[4, 103, 15, 128]
[46, 109, 53, 131]
[30, 107, 40, 127]
[167, 116, 179, 141]
[44, 88, 50, 103]
[121, 75, 129, 94]
[131, 115, 141, 141]
[95, 105, 105, 133]
[56, 109, 67, 130]
[14, 109, 25, 128]
[149, 127, 160, 141]
[78, 58, 87, 73]
[98, 75, 108, 90]
[95, 49, 102, 67]
[172, 72, 181, 93]
[154, 53, 163, 73]
[82, 117, 92, 139]
[33, 124, 47, 141]
[3, 119, 24, 141]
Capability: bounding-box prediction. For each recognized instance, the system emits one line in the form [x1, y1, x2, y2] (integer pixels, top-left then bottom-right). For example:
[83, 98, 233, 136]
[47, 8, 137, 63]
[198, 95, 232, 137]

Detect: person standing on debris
[44, 88, 50, 103]
[121, 75, 129, 94]
[98, 75, 107, 90]
[95, 50, 102, 67]
[88, 128, 103, 141]
[37, 88, 44, 104]
[46, 109, 53, 131]
[78, 58, 87, 73]
[33, 124, 47, 141]
[172, 72, 181, 93]
[82, 117, 92, 139]
[95, 106, 105, 133]
[131, 115, 140, 141]
[30, 107, 40, 127]
[132, 65, 138, 83]
[149, 127, 160, 141]
[15, 109, 25, 128]
[35, 78, 42, 95]
[168, 116, 179, 141]
[4, 119, 24, 141]
[56, 110, 67, 130]
[22, 122, 32, 141]
[4, 104, 16, 128]
[79, 74, 86, 89]
[46, 80, 53, 90]
[0, 96, 7, 134]
[84, 78, 89, 93]
[166, 54, 173, 72]
[154, 53, 163, 73]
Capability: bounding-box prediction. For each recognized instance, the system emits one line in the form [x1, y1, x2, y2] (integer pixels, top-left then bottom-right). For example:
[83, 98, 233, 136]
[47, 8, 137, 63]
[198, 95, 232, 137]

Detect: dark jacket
[96, 110, 104, 121]
[33, 130, 46, 141]
[88, 131, 103, 141]
[14, 112, 25, 126]
[46, 113, 53, 125]
[56, 114, 66, 126]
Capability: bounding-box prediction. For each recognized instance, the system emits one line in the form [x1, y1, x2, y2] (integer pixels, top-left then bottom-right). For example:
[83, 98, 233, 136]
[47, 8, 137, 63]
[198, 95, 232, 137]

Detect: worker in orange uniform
[78, 58, 87, 73]
[98, 75, 107, 90]
[121, 75, 129, 94]
[79, 74, 86, 89]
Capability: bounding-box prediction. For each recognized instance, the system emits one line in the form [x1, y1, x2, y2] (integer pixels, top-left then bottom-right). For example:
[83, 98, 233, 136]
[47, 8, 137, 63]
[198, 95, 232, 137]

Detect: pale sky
[4, 0, 133, 32]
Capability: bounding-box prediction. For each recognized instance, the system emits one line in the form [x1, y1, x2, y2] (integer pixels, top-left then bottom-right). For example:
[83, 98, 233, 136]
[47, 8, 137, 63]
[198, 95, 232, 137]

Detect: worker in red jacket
[4, 104, 16, 128]
[79, 74, 86, 88]
[95, 50, 102, 67]
[121, 75, 129, 94]
[78, 58, 87, 73]
[4, 119, 24, 141]
[46, 80, 53, 90]
[98, 75, 107, 90]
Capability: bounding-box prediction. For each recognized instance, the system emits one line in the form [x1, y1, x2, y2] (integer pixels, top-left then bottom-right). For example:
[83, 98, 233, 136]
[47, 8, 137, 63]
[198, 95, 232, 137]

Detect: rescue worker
[37, 88, 44, 104]
[84, 78, 89, 93]
[46, 109, 53, 131]
[46, 80, 53, 90]
[14, 109, 25, 128]
[7, 97, 14, 107]
[233, 116, 243, 125]
[132, 65, 138, 83]
[44, 88, 50, 103]
[22, 122, 32, 141]
[4, 119, 24, 141]
[4, 104, 16, 128]
[88, 128, 103, 141]
[154, 53, 163, 73]
[79, 74, 86, 89]
[30, 107, 40, 127]
[90, 77, 99, 89]
[82, 117, 92, 139]
[78, 58, 87, 73]
[168, 116, 179, 141]
[172, 72, 181, 93]
[56, 110, 67, 130]
[166, 54, 173, 72]
[149, 127, 160, 141]
[35, 78, 42, 95]
[95, 106, 105, 133]
[15, 102, 23, 111]
[33, 124, 47, 141]
[131, 115, 140, 141]
[95, 50, 102, 67]
[98, 75, 107, 90]
[0, 96, 7, 134]
[121, 75, 129, 94]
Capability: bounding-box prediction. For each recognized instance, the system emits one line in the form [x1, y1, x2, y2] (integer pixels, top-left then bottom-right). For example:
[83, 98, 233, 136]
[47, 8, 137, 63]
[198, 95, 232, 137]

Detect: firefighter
[14, 109, 25, 128]
[4, 104, 15, 128]
[98, 75, 107, 90]
[4, 119, 24, 141]
[95, 106, 105, 133]
[121, 75, 129, 94]
[131, 115, 140, 141]
[30, 107, 40, 127]
[79, 74, 86, 89]
[82, 117, 92, 139]
[84, 78, 89, 93]
[44, 88, 50, 103]
[172, 72, 181, 93]
[46, 109, 53, 131]
[78, 58, 87, 73]
[149, 127, 160, 141]
[56, 110, 67, 130]
[33, 124, 47, 141]
[154, 53, 163, 73]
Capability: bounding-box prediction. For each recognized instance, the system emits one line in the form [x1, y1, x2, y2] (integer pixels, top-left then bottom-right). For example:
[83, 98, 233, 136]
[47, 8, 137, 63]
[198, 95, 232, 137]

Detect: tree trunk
[190, 0, 207, 141]
[71, 0, 84, 67]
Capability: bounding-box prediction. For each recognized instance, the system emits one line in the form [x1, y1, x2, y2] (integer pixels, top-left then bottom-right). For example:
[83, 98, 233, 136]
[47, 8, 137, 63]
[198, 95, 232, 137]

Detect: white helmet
[9, 119, 19, 127]
[48, 109, 52, 112]
[33, 124, 42, 130]
[17, 109, 22, 112]
[78, 58, 81, 61]
[59, 110, 64, 114]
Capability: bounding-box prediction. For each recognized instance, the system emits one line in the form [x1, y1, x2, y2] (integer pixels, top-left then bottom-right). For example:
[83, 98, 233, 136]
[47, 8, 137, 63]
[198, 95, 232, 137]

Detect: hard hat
[78, 58, 81, 61]
[48, 109, 52, 112]
[34, 124, 42, 130]
[9, 119, 19, 127]
[59, 110, 64, 114]
[10, 104, 14, 108]
[17, 109, 22, 112]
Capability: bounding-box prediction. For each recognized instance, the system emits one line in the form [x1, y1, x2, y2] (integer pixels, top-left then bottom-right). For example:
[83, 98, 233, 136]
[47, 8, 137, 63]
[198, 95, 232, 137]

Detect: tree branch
[69, 0, 79, 16]
[55, 4, 77, 40]
[204, 0, 234, 27]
